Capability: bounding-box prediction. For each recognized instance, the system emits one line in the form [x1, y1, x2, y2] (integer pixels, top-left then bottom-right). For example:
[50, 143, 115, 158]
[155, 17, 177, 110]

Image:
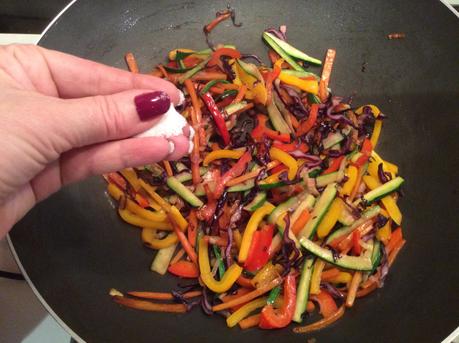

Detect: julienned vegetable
[107, 14, 406, 335]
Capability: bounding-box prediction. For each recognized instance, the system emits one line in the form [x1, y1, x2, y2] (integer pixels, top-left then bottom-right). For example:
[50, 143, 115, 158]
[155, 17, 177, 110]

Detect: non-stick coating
[9, 1, 459, 342]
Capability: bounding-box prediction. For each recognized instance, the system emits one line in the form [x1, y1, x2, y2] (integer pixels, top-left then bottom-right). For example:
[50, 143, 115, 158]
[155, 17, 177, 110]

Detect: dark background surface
[0, 0, 69, 33]
[5, 0, 459, 343]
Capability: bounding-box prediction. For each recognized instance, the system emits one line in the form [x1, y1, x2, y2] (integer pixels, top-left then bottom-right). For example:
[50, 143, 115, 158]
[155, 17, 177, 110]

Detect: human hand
[0, 44, 190, 236]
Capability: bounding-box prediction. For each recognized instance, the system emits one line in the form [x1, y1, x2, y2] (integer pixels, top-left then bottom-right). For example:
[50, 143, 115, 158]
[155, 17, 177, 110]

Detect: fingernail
[134, 91, 170, 121]
[167, 140, 175, 154]
[182, 125, 191, 137]
[178, 90, 185, 106]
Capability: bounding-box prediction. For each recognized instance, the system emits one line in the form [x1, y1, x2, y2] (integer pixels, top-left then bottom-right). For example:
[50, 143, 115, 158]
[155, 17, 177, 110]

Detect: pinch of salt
[135, 103, 193, 154]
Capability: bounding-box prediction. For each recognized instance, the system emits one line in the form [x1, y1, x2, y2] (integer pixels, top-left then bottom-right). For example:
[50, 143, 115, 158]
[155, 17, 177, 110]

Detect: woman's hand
[0, 44, 190, 236]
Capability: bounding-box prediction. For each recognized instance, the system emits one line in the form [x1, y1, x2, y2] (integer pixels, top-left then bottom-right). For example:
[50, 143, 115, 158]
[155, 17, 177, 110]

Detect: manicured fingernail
[178, 90, 185, 106]
[134, 91, 170, 121]
[182, 125, 191, 137]
[167, 140, 175, 154]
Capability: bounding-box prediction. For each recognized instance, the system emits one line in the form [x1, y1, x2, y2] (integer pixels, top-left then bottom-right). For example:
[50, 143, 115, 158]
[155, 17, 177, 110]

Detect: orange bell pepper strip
[207, 47, 241, 67]
[168, 260, 199, 278]
[315, 290, 338, 318]
[251, 114, 291, 143]
[296, 103, 319, 136]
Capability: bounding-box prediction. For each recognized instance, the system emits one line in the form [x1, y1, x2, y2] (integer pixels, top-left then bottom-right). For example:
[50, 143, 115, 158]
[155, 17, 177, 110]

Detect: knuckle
[92, 95, 126, 138]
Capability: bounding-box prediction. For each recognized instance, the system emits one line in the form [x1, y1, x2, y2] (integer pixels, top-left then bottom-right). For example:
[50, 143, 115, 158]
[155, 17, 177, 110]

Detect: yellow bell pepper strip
[310, 259, 325, 295]
[316, 198, 343, 239]
[108, 183, 168, 222]
[370, 119, 382, 149]
[328, 272, 352, 285]
[139, 180, 188, 230]
[385, 160, 399, 175]
[203, 149, 245, 166]
[370, 151, 398, 177]
[377, 218, 392, 243]
[278, 71, 319, 95]
[355, 104, 381, 118]
[141, 229, 178, 249]
[238, 203, 276, 263]
[269, 147, 298, 181]
[226, 297, 268, 328]
[198, 237, 242, 293]
[251, 262, 283, 288]
[341, 166, 358, 196]
[362, 175, 402, 225]
[120, 168, 141, 191]
[118, 208, 172, 230]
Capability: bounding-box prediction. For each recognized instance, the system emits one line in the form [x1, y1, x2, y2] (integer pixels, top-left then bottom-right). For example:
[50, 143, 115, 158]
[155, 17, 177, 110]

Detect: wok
[8, 0, 459, 342]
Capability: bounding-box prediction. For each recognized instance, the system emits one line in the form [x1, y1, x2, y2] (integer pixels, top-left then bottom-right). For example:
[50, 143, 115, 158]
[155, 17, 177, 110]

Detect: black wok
[8, 0, 459, 342]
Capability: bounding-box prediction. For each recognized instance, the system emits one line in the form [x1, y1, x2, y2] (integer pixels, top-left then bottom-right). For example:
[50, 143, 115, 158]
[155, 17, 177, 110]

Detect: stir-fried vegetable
[109, 14, 406, 335]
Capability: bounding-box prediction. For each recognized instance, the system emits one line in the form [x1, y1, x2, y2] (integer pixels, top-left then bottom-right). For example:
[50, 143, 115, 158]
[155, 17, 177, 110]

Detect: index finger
[11, 45, 182, 103]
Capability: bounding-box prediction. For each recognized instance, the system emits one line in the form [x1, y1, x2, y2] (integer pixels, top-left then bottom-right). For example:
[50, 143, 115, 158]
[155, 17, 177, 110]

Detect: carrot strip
[321, 49, 336, 89]
[221, 288, 252, 311]
[218, 83, 240, 90]
[345, 271, 362, 308]
[184, 79, 202, 127]
[170, 248, 185, 265]
[238, 314, 261, 329]
[209, 86, 226, 94]
[236, 275, 255, 289]
[204, 12, 232, 33]
[163, 161, 173, 177]
[113, 296, 187, 313]
[170, 215, 198, 265]
[232, 84, 247, 104]
[356, 281, 378, 298]
[212, 277, 282, 311]
[321, 268, 341, 282]
[289, 113, 299, 129]
[386, 227, 403, 255]
[291, 210, 310, 236]
[225, 161, 280, 187]
[127, 290, 202, 300]
[306, 300, 315, 313]
[150, 68, 163, 77]
[125, 52, 139, 73]
[204, 235, 228, 246]
[293, 305, 345, 333]
[157, 64, 170, 81]
[192, 71, 228, 81]
[187, 210, 198, 248]
[388, 239, 406, 267]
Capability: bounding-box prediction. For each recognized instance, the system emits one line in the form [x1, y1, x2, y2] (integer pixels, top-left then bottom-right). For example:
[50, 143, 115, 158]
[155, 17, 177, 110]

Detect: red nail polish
[134, 91, 170, 121]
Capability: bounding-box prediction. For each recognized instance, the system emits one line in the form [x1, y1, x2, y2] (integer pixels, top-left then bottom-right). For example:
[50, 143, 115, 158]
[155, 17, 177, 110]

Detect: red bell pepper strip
[201, 92, 231, 146]
[296, 103, 319, 136]
[315, 290, 338, 318]
[214, 151, 252, 198]
[322, 156, 345, 175]
[168, 260, 199, 278]
[353, 138, 373, 167]
[272, 141, 309, 153]
[244, 224, 274, 272]
[259, 273, 296, 329]
[251, 115, 291, 143]
[208, 47, 241, 67]
[352, 230, 362, 256]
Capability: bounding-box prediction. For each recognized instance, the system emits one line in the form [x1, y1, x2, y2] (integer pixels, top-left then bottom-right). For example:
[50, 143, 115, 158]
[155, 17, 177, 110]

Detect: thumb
[52, 89, 180, 150]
